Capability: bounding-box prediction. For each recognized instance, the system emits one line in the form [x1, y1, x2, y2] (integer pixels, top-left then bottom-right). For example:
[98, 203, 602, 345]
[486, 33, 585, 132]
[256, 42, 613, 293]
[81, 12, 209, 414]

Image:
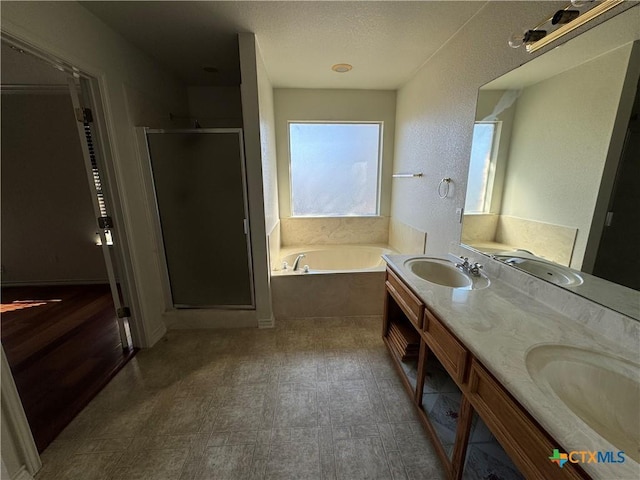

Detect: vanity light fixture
[331, 63, 352, 73]
[508, 0, 624, 53]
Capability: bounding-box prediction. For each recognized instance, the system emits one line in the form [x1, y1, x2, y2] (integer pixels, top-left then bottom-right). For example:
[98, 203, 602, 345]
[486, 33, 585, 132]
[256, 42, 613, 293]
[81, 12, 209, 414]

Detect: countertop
[383, 253, 640, 480]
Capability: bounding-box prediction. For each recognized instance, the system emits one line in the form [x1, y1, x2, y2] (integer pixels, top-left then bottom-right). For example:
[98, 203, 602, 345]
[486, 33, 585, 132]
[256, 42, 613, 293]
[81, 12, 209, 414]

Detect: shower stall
[143, 128, 254, 309]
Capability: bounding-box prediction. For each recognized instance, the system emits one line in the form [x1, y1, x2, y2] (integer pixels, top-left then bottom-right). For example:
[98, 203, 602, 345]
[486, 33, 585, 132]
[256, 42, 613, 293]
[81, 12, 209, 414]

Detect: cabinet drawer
[386, 268, 423, 329]
[467, 359, 587, 480]
[423, 308, 468, 384]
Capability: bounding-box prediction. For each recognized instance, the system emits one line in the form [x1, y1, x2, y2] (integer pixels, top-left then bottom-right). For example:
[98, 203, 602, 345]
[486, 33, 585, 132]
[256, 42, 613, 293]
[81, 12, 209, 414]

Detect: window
[465, 121, 501, 214]
[289, 122, 382, 216]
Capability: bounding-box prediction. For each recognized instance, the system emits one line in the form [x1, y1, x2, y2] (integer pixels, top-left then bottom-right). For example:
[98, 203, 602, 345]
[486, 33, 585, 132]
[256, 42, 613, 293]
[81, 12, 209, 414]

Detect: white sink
[495, 256, 583, 286]
[526, 345, 640, 462]
[404, 257, 489, 290]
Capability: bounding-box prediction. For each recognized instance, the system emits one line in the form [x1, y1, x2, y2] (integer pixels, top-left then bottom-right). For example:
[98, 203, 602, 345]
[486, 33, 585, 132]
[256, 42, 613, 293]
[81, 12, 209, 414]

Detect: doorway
[0, 39, 135, 452]
[592, 76, 640, 290]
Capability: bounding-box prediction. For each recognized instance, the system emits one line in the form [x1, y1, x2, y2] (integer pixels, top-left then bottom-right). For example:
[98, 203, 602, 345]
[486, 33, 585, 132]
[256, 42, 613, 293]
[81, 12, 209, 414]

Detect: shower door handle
[243, 218, 249, 235]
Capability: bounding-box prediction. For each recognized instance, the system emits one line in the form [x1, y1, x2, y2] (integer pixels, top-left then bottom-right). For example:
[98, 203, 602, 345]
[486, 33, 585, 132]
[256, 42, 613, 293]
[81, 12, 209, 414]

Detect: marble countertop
[383, 253, 640, 480]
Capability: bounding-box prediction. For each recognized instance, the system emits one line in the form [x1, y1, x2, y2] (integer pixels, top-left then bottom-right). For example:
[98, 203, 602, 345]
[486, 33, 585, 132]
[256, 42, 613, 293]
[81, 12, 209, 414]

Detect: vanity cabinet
[385, 268, 424, 329]
[466, 359, 586, 480]
[423, 308, 468, 384]
[382, 270, 421, 393]
[382, 267, 589, 480]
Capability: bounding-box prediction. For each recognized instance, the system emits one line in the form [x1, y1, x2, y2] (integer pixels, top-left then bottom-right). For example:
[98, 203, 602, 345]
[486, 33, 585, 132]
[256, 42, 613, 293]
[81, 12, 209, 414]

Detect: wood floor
[1, 284, 135, 453]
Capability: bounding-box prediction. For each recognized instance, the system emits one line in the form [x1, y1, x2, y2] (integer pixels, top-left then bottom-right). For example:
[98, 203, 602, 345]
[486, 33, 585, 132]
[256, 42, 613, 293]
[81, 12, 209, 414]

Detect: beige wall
[187, 86, 243, 128]
[256, 43, 280, 237]
[501, 44, 633, 269]
[390, 1, 634, 256]
[1, 93, 108, 284]
[239, 33, 274, 327]
[274, 88, 396, 218]
[255, 41, 281, 281]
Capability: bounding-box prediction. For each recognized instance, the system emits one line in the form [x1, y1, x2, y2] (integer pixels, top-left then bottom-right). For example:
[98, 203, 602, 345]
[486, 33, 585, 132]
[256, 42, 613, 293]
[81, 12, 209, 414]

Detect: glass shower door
[145, 129, 254, 308]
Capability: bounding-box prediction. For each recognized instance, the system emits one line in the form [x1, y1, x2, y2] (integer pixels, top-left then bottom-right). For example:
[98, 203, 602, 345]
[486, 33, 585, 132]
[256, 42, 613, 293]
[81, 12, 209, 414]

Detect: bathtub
[275, 244, 395, 274]
[271, 244, 397, 318]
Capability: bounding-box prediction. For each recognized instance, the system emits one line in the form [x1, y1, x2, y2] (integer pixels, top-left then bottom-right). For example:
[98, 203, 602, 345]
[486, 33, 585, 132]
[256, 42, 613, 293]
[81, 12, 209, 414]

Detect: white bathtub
[271, 244, 397, 318]
[275, 245, 396, 274]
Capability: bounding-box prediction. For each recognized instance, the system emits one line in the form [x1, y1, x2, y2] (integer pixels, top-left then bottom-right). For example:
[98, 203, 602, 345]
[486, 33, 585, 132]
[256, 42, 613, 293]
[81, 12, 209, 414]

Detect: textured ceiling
[80, 1, 488, 88]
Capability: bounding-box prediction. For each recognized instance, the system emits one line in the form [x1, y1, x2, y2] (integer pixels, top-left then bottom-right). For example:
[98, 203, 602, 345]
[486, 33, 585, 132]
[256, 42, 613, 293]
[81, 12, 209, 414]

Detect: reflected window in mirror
[465, 122, 501, 214]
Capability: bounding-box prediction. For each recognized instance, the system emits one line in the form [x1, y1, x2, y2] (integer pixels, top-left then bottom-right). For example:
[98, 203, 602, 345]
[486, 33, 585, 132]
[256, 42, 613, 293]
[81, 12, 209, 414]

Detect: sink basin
[526, 345, 640, 462]
[495, 256, 583, 286]
[404, 258, 489, 290]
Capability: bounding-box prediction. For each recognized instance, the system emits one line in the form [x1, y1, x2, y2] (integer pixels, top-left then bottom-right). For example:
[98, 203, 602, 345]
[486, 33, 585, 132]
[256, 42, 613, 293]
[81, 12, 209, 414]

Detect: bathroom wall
[461, 213, 577, 265]
[495, 216, 577, 266]
[187, 86, 243, 128]
[273, 88, 397, 219]
[254, 37, 281, 294]
[255, 42, 280, 239]
[238, 33, 275, 328]
[500, 44, 633, 270]
[1, 92, 108, 285]
[280, 216, 389, 246]
[390, 1, 635, 257]
[388, 218, 427, 255]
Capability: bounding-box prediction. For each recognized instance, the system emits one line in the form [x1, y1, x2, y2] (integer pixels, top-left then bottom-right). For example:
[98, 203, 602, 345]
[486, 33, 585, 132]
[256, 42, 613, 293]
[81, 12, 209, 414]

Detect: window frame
[287, 120, 384, 217]
[466, 120, 502, 214]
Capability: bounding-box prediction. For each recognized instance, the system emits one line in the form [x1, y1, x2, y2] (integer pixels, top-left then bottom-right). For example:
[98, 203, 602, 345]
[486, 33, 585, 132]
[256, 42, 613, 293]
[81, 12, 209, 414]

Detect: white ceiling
[80, 1, 488, 89]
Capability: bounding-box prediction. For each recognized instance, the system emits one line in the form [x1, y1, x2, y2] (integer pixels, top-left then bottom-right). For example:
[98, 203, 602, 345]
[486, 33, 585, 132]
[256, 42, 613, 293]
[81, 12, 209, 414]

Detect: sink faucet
[468, 262, 483, 277]
[455, 256, 483, 277]
[292, 254, 306, 271]
[455, 257, 471, 271]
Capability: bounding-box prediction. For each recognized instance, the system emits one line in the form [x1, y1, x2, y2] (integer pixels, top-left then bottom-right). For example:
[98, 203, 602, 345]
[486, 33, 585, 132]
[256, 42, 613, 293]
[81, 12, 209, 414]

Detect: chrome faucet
[468, 262, 483, 277]
[455, 256, 483, 277]
[292, 254, 306, 271]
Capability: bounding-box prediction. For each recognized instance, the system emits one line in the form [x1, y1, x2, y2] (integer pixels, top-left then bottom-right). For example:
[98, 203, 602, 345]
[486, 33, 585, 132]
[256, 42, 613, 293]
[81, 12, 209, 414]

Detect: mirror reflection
[462, 8, 639, 320]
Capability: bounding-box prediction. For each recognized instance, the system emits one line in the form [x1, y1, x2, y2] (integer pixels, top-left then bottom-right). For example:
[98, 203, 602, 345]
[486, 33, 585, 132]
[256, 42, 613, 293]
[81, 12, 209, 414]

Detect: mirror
[462, 6, 640, 320]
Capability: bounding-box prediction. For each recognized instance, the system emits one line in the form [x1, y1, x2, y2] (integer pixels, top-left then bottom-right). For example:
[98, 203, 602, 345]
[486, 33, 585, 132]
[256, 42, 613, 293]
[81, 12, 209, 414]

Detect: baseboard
[163, 309, 258, 329]
[145, 322, 168, 348]
[258, 315, 275, 329]
[12, 465, 35, 480]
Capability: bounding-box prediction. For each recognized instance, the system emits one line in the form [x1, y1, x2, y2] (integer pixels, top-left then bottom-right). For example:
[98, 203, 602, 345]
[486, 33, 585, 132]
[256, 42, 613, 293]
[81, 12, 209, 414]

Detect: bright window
[289, 122, 382, 216]
[465, 121, 501, 214]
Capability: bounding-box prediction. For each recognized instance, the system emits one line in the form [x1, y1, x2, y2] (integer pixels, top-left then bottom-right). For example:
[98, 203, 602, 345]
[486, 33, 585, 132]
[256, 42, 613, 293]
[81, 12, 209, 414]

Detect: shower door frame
[142, 128, 256, 310]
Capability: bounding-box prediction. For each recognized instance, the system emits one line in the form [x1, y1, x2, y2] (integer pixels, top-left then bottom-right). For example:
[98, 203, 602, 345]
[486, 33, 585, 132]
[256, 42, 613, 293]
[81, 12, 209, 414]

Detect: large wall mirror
[462, 6, 639, 320]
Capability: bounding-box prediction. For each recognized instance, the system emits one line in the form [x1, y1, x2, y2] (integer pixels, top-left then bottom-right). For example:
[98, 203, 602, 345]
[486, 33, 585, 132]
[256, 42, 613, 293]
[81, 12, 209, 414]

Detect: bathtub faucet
[292, 254, 306, 271]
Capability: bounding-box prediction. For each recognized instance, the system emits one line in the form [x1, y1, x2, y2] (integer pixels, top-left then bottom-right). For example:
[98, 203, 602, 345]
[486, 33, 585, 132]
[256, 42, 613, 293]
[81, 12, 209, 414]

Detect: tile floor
[34, 316, 446, 480]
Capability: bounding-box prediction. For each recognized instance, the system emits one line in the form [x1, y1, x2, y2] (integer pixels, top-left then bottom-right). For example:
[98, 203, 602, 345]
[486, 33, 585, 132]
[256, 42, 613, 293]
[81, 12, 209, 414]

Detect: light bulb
[552, 10, 580, 25]
[508, 32, 525, 49]
[570, 0, 593, 7]
[523, 30, 547, 44]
